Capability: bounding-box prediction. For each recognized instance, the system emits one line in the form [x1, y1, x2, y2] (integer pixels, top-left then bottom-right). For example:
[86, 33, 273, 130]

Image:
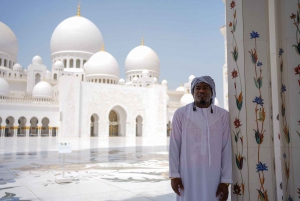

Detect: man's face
[193, 82, 212, 105]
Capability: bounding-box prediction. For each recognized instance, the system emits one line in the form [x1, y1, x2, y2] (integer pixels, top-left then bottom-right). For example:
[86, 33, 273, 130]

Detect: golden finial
[77, 2, 81, 16]
[101, 43, 105, 51]
[141, 37, 144, 46]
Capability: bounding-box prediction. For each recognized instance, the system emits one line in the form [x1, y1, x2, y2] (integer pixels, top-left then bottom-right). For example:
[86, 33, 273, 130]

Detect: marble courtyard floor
[0, 137, 175, 201]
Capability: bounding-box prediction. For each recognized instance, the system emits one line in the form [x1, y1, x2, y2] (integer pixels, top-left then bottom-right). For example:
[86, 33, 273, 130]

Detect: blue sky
[1, 0, 226, 107]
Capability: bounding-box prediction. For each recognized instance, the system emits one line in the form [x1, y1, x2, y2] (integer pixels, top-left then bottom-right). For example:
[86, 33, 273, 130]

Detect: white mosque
[0, 5, 219, 138]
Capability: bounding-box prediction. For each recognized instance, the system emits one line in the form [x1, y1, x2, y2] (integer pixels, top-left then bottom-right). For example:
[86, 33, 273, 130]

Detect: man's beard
[199, 100, 206, 105]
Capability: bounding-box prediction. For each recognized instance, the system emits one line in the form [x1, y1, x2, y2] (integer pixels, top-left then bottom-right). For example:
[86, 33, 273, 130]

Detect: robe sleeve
[220, 112, 233, 184]
[169, 109, 182, 178]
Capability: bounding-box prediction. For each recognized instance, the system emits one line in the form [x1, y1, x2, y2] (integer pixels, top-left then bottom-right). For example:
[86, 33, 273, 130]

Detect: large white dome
[85, 51, 119, 77]
[180, 94, 194, 106]
[0, 78, 9, 96]
[32, 81, 53, 99]
[0, 21, 18, 57]
[125, 45, 160, 73]
[50, 16, 103, 54]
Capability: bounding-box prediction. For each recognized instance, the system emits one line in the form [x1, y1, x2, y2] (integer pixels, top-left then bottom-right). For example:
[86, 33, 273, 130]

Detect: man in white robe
[169, 76, 232, 201]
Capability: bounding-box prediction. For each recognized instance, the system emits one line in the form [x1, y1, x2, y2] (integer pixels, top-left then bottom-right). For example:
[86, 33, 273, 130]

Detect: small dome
[32, 55, 43, 65]
[189, 75, 195, 82]
[50, 16, 103, 54]
[0, 22, 18, 57]
[53, 60, 64, 69]
[119, 78, 125, 85]
[13, 63, 22, 71]
[32, 81, 53, 99]
[47, 70, 50, 73]
[0, 78, 9, 96]
[125, 45, 160, 73]
[161, 80, 168, 85]
[180, 94, 194, 106]
[153, 77, 158, 84]
[132, 77, 138, 81]
[176, 85, 185, 91]
[85, 51, 119, 78]
[214, 97, 219, 106]
[142, 69, 149, 77]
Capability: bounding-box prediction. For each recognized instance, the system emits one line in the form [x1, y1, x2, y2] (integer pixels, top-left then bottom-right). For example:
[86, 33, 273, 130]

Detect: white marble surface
[0, 136, 174, 201]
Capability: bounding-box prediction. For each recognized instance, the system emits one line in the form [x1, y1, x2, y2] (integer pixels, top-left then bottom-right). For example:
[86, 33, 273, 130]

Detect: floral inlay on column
[228, 1, 245, 200]
[279, 48, 294, 201]
[291, 1, 300, 139]
[291, 2, 300, 198]
[248, 31, 269, 201]
[295, 64, 300, 138]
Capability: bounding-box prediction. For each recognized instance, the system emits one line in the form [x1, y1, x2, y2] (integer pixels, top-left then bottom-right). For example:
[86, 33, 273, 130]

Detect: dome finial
[141, 37, 144, 46]
[77, 2, 81, 16]
[101, 42, 105, 51]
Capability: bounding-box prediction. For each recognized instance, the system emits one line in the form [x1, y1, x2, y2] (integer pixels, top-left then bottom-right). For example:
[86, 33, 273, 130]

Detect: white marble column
[49, 126, 52, 138]
[268, 0, 283, 200]
[225, 0, 277, 200]
[220, 25, 229, 110]
[26, 124, 30, 137]
[13, 126, 17, 137]
[37, 125, 41, 137]
[274, 1, 300, 200]
[0, 126, 3, 137]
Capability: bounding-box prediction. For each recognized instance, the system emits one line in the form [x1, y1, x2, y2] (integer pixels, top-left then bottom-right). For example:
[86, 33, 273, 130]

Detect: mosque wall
[58, 76, 81, 137]
[7, 81, 27, 92]
[58, 76, 167, 138]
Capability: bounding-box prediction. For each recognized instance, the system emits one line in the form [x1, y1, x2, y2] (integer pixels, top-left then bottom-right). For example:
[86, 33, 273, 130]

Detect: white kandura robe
[169, 103, 232, 201]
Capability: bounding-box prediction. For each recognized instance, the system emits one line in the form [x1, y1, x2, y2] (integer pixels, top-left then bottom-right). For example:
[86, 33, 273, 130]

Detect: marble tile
[0, 137, 171, 201]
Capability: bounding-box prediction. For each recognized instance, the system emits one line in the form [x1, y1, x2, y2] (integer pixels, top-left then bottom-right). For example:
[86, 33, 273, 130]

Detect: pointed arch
[136, 115, 143, 136]
[5, 116, 14, 137]
[18, 116, 27, 137]
[108, 105, 127, 137]
[35, 73, 41, 85]
[41, 117, 50, 137]
[30, 117, 38, 137]
[90, 114, 99, 137]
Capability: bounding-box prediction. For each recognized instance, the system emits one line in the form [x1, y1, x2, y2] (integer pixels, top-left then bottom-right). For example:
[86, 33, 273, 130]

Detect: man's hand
[171, 178, 184, 196]
[216, 183, 229, 201]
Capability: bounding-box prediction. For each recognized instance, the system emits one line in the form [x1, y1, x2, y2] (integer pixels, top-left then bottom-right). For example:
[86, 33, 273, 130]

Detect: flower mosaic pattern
[248, 30, 269, 200]
[279, 48, 294, 200]
[291, 2, 300, 198]
[228, 1, 246, 200]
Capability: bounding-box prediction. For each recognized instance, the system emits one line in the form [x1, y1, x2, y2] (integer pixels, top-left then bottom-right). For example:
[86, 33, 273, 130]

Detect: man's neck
[194, 101, 211, 108]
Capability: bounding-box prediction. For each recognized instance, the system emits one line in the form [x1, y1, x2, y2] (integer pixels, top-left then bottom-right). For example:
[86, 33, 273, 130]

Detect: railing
[0, 98, 58, 105]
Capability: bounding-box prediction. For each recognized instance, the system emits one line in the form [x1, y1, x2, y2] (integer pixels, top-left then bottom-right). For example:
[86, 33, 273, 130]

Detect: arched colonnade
[0, 116, 58, 137]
